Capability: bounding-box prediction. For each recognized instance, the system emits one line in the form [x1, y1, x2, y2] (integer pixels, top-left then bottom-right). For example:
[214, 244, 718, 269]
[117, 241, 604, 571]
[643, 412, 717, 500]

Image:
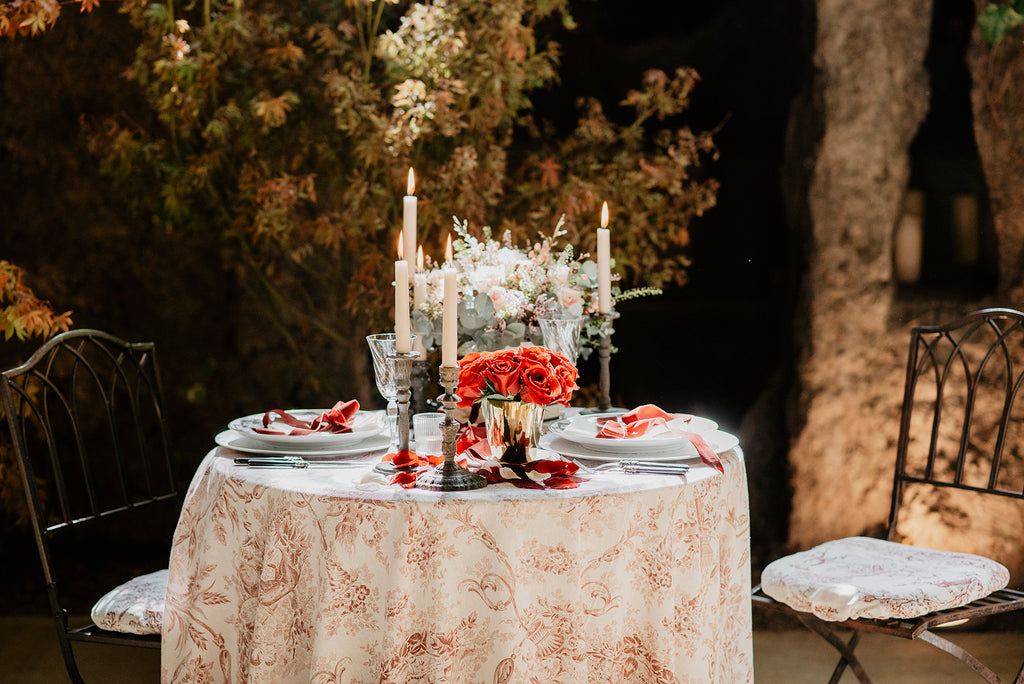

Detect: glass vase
[480, 399, 545, 464]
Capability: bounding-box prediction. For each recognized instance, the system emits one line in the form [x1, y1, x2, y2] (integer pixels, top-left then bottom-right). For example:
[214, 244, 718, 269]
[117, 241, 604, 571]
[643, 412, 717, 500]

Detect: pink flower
[557, 286, 583, 310]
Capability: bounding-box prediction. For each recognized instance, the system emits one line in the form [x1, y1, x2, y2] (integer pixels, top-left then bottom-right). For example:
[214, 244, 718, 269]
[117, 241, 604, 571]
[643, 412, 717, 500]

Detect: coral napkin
[254, 400, 360, 435]
[596, 404, 724, 473]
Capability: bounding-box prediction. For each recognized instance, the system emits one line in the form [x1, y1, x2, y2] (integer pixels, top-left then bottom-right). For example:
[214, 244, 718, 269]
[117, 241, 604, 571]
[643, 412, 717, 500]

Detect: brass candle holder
[597, 310, 621, 412]
[416, 364, 487, 491]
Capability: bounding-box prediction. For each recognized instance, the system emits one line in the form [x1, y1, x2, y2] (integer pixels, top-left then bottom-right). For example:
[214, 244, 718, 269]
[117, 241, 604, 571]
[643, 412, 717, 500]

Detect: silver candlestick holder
[417, 364, 487, 491]
[374, 349, 421, 475]
[597, 311, 620, 412]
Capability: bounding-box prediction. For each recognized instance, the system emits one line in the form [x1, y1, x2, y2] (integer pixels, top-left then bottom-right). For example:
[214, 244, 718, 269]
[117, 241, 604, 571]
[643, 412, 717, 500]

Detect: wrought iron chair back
[1, 329, 176, 683]
[889, 308, 1024, 541]
[754, 308, 1024, 684]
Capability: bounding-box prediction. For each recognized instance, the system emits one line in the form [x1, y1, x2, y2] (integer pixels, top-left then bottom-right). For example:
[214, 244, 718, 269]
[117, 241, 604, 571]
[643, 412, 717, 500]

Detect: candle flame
[416, 245, 424, 270]
[601, 201, 609, 228]
[407, 167, 415, 196]
[397, 232, 404, 260]
[445, 234, 453, 264]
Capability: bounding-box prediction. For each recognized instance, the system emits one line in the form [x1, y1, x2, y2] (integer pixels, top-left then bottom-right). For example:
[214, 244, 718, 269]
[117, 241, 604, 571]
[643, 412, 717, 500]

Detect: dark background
[0, 0, 807, 613]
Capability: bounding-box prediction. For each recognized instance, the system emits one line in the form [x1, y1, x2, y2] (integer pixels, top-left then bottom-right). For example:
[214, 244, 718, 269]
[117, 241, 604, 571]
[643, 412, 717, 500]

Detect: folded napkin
[254, 400, 360, 435]
[596, 404, 724, 473]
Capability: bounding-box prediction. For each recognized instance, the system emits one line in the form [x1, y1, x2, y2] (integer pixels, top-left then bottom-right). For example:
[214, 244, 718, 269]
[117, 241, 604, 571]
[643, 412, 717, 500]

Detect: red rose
[456, 352, 490, 408]
[552, 363, 579, 405]
[487, 350, 521, 397]
[519, 359, 561, 405]
[518, 345, 552, 367]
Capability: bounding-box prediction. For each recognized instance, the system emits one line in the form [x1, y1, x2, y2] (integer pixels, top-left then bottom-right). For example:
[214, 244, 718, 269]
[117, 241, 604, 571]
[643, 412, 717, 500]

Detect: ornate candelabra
[416, 364, 487, 491]
[596, 311, 621, 412]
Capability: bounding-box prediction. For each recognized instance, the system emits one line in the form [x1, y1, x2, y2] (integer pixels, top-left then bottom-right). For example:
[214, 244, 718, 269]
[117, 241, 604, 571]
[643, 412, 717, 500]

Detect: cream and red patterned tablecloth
[161, 446, 752, 683]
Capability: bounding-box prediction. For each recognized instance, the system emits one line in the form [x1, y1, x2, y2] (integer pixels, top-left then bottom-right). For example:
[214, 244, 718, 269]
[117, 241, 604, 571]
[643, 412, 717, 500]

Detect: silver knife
[233, 456, 366, 468]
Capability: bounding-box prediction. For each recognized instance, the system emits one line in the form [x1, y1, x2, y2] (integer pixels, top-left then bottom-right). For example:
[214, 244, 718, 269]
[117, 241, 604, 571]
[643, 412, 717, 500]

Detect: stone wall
[786, 0, 1024, 580]
[786, 0, 932, 550]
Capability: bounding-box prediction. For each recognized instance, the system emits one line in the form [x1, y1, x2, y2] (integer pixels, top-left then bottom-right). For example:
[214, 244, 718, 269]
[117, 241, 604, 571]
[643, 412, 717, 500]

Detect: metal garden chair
[1, 329, 177, 683]
[753, 308, 1024, 684]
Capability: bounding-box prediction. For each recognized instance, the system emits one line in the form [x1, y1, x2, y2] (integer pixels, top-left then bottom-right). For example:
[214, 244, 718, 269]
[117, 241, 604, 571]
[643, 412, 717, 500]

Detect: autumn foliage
[9, 0, 718, 397]
[0, 261, 72, 342]
[0, 0, 98, 38]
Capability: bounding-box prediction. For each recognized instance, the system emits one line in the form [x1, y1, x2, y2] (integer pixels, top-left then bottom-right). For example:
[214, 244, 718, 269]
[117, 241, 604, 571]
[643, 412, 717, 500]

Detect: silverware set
[233, 456, 368, 468]
[233, 454, 688, 475]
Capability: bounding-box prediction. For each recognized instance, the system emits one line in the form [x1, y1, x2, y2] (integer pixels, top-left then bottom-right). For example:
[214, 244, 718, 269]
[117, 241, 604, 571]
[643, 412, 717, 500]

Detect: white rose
[548, 263, 570, 288]
[557, 286, 583, 310]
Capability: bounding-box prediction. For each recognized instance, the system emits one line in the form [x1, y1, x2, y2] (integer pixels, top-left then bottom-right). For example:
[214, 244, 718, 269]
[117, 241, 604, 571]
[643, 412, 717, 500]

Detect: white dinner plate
[215, 429, 390, 459]
[227, 409, 384, 448]
[548, 413, 719, 453]
[539, 429, 739, 463]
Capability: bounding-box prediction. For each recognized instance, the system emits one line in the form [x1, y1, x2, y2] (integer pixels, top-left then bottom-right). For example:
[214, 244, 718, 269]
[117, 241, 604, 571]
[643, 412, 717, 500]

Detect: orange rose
[552, 363, 579, 405]
[456, 352, 489, 408]
[487, 350, 521, 397]
[518, 345, 552, 367]
[519, 359, 561, 405]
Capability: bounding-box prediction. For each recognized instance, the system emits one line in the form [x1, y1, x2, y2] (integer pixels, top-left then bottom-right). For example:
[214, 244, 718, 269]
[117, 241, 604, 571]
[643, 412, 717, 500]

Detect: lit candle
[403, 167, 417, 284]
[413, 245, 426, 308]
[395, 233, 411, 354]
[442, 235, 458, 367]
[597, 201, 611, 314]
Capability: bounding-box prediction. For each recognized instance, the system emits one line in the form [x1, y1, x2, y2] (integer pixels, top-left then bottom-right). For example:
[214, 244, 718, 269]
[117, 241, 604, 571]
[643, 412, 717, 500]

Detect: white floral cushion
[90, 568, 168, 635]
[761, 537, 1009, 622]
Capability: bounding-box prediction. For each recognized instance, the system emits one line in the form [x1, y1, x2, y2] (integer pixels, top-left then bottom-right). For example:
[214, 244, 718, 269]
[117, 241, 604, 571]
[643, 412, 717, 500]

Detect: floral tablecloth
[161, 446, 752, 683]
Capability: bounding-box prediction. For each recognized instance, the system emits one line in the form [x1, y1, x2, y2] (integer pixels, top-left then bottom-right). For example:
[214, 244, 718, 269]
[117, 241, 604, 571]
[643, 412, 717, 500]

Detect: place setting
[215, 399, 389, 468]
[542, 404, 739, 470]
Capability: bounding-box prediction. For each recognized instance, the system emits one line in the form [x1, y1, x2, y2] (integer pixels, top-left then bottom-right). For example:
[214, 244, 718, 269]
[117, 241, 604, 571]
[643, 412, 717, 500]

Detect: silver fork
[569, 458, 689, 476]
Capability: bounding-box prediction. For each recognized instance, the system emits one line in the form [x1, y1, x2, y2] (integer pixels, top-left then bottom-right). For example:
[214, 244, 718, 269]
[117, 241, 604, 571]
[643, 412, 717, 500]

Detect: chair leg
[917, 630, 1002, 684]
[796, 614, 874, 684]
[53, 610, 85, 684]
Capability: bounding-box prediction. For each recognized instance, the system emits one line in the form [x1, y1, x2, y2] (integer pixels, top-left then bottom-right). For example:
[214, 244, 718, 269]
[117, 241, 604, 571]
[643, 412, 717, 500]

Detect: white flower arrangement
[411, 217, 660, 358]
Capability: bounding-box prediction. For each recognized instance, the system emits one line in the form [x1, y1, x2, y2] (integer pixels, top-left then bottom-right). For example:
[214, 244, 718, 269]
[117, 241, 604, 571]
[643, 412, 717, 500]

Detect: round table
[161, 445, 752, 683]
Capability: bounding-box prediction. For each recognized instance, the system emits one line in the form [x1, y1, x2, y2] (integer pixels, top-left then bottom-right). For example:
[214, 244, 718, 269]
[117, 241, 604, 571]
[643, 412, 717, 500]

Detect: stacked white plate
[215, 409, 389, 459]
[540, 412, 739, 463]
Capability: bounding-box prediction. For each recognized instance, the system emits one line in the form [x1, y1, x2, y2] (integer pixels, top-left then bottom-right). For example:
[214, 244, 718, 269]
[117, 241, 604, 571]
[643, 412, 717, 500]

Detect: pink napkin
[253, 400, 361, 435]
[596, 404, 724, 473]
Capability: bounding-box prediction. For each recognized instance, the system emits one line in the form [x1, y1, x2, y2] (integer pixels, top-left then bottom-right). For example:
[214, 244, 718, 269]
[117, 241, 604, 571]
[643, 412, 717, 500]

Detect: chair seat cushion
[90, 568, 168, 635]
[760, 537, 1009, 622]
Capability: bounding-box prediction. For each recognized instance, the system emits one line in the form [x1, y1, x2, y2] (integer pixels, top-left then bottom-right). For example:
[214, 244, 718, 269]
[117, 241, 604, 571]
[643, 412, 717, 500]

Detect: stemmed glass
[366, 333, 399, 453]
[538, 313, 582, 366]
[366, 333, 416, 453]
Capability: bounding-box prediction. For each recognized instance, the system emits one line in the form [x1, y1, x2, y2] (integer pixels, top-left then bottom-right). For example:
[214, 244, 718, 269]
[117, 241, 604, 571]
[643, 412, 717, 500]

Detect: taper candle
[442, 235, 457, 366]
[395, 234, 411, 354]
[403, 168, 417, 284]
[597, 201, 611, 314]
[413, 246, 426, 308]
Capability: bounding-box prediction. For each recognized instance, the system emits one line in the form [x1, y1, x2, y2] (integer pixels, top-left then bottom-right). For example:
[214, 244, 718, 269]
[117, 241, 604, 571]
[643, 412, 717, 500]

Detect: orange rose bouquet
[456, 347, 579, 409]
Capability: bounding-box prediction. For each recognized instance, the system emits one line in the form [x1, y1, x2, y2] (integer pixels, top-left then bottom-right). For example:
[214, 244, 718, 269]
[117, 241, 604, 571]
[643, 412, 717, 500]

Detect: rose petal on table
[387, 450, 422, 469]
[391, 471, 419, 488]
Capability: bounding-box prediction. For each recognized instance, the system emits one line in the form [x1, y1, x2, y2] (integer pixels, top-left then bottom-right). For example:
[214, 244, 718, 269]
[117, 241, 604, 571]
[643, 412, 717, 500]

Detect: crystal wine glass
[366, 333, 399, 453]
[538, 313, 582, 365]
